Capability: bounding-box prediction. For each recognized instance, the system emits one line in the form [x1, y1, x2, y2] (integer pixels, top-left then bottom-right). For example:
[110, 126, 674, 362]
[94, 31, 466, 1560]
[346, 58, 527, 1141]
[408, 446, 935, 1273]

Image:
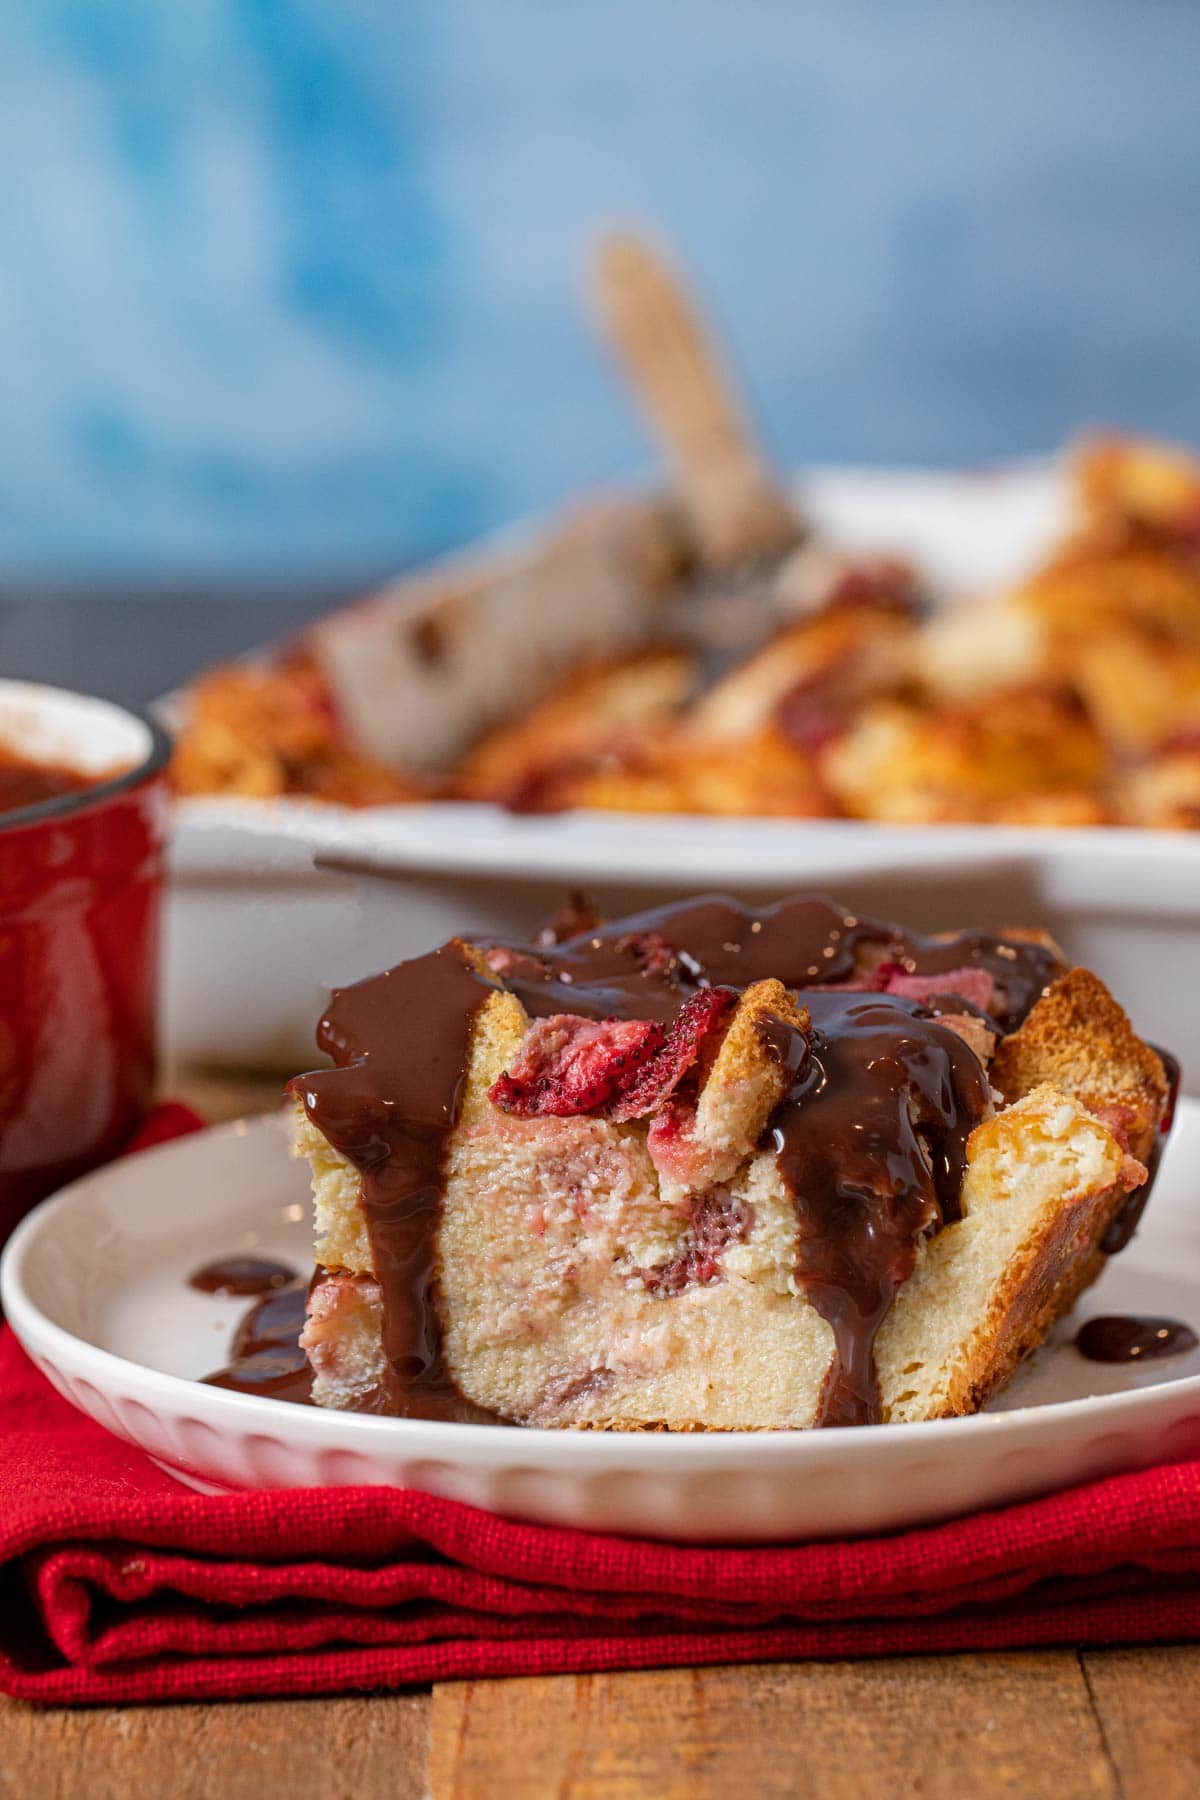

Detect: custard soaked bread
[288, 896, 1173, 1430]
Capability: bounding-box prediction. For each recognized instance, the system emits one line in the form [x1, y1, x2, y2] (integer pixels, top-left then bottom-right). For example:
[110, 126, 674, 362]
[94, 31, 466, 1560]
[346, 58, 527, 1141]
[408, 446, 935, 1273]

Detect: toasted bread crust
[918, 1138, 1136, 1422]
[685, 978, 808, 1184]
[990, 967, 1168, 1162]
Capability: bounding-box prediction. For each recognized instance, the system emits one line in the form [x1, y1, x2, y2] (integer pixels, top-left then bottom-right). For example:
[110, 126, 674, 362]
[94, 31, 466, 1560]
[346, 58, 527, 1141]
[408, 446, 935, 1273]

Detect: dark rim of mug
[0, 694, 173, 835]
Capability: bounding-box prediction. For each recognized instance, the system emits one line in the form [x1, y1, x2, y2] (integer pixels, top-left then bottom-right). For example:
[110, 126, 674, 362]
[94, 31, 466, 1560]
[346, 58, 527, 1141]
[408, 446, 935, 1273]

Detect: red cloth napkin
[3, 1105, 1199, 1705]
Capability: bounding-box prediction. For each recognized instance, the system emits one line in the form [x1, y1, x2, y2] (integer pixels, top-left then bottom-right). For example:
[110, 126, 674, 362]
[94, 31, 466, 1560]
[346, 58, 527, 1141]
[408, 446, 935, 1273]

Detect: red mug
[0, 680, 171, 1243]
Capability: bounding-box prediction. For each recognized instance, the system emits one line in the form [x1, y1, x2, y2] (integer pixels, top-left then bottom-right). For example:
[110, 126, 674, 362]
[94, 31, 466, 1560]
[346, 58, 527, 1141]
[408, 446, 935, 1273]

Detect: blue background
[2, 1, 1199, 592]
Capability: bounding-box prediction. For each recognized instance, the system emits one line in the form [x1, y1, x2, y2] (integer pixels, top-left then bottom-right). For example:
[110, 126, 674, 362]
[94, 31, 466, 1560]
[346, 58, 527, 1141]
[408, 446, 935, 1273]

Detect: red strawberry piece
[489, 1015, 665, 1117]
[609, 987, 739, 1122]
[489, 986, 738, 1121]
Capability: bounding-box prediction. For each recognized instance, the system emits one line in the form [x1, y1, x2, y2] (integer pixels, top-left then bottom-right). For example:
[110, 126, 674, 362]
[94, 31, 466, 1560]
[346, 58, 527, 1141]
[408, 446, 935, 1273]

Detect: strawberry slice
[489, 987, 738, 1120]
[825, 960, 997, 1016]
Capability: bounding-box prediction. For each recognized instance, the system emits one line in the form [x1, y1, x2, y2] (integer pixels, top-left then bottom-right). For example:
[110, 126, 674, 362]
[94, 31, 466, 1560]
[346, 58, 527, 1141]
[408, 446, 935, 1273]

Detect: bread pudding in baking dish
[283, 895, 1174, 1430]
[164, 192, 1200, 831]
[171, 432, 1200, 830]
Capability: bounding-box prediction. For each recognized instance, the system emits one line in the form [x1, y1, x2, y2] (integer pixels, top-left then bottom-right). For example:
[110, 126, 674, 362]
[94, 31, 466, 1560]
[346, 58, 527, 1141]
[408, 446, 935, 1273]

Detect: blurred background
[1, 0, 1198, 600]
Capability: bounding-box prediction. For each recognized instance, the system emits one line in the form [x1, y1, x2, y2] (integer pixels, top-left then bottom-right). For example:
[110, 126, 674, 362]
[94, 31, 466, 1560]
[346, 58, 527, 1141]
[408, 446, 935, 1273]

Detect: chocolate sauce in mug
[0, 747, 98, 815]
[0, 723, 165, 1244]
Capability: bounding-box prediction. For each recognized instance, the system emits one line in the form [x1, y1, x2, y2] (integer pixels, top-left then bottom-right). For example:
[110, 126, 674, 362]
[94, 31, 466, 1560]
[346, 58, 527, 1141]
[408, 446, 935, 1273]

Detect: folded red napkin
[3, 1106, 1199, 1705]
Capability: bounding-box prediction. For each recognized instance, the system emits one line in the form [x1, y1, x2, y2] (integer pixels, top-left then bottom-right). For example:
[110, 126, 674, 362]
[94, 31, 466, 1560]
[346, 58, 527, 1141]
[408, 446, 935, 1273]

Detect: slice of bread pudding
[287, 896, 1172, 1430]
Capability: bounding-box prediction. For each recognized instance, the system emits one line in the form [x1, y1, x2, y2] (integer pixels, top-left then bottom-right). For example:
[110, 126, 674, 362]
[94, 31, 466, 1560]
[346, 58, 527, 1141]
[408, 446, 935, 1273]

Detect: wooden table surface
[6, 1650, 1200, 1798]
[4, 608, 1199, 1795]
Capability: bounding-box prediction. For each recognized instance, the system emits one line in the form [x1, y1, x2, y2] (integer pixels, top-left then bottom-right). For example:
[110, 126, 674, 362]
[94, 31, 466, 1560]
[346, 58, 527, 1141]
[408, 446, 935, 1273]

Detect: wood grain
[0, 1691, 430, 1800]
[1083, 1645, 1200, 1799]
[427, 1655, 1117, 1800]
[11, 1650, 1200, 1796]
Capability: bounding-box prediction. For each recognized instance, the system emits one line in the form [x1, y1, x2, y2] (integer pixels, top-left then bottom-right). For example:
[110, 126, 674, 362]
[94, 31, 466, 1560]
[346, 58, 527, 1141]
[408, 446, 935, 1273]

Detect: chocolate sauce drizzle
[292, 895, 1069, 1427]
[760, 992, 992, 1425]
[1101, 1047, 1181, 1255]
[290, 945, 502, 1422]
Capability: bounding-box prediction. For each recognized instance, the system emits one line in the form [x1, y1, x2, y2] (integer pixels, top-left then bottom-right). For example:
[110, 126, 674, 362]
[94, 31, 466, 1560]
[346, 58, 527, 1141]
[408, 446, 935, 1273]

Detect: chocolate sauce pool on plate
[289, 894, 1069, 1427]
[188, 1256, 297, 1297]
[203, 1283, 314, 1405]
[1075, 1315, 1198, 1364]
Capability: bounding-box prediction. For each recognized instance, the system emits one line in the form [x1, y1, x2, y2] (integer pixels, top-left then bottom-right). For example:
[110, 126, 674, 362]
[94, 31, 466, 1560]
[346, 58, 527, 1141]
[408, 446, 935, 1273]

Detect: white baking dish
[161, 462, 1200, 1079]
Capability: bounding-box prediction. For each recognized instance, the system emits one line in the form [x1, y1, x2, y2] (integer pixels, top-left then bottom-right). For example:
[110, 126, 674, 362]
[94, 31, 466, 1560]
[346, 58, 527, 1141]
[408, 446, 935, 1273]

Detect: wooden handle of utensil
[591, 231, 800, 569]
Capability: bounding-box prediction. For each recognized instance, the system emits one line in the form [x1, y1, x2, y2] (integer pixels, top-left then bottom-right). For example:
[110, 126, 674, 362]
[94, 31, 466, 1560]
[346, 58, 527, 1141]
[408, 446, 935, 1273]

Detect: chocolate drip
[203, 1282, 314, 1404]
[292, 894, 1069, 1426]
[189, 1256, 297, 1297]
[289, 943, 501, 1423]
[1101, 1047, 1181, 1255]
[760, 992, 993, 1426]
[495, 895, 1061, 1033]
[1075, 1314, 1198, 1364]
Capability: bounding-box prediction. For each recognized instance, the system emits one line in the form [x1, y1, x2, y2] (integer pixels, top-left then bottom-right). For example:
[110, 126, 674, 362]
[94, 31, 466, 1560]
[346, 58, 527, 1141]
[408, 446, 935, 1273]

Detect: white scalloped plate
[5, 1108, 1200, 1544]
